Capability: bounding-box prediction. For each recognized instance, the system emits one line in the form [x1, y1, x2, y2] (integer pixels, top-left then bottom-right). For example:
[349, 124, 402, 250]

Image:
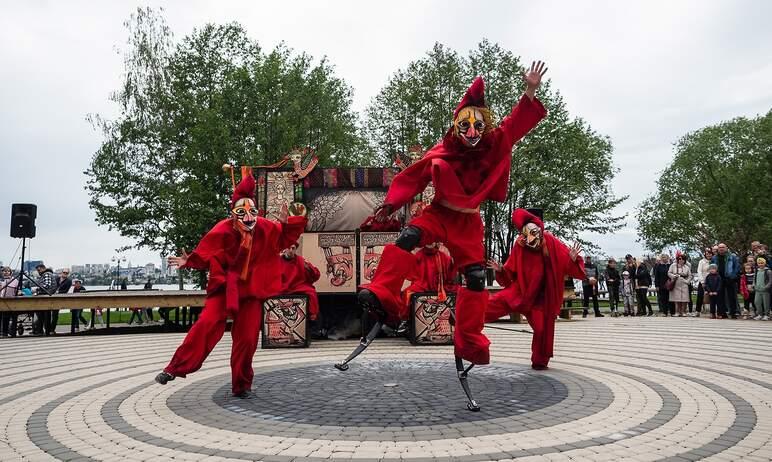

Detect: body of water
[81, 284, 197, 291]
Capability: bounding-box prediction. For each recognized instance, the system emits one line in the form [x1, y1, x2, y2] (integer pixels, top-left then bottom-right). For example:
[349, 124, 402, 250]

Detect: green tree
[365, 40, 626, 260]
[86, 8, 368, 271]
[636, 110, 772, 254]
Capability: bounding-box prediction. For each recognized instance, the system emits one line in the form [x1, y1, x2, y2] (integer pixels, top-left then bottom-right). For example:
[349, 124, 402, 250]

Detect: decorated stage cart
[248, 148, 455, 347]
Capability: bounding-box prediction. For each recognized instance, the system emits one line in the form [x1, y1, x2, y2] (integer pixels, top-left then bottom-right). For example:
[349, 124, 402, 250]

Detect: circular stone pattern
[170, 360, 606, 429]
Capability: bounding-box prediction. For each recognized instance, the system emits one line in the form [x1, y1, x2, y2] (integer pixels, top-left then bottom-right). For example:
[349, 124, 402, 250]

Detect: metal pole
[16, 237, 26, 295]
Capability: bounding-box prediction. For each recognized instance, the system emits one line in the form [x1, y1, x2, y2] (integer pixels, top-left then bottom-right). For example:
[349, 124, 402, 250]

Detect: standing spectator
[694, 248, 713, 317]
[143, 279, 156, 324]
[635, 260, 654, 316]
[754, 244, 772, 269]
[1, 267, 19, 337]
[654, 254, 674, 316]
[605, 258, 621, 316]
[581, 256, 603, 318]
[598, 270, 607, 292]
[53, 268, 73, 333]
[739, 262, 756, 318]
[753, 257, 771, 320]
[71, 280, 88, 332]
[668, 253, 691, 317]
[705, 264, 722, 319]
[620, 270, 636, 317]
[711, 243, 741, 318]
[33, 264, 58, 335]
[624, 254, 641, 313]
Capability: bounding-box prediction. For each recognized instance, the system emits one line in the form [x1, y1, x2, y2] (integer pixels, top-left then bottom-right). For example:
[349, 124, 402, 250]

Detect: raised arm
[497, 61, 549, 148]
[375, 157, 433, 221]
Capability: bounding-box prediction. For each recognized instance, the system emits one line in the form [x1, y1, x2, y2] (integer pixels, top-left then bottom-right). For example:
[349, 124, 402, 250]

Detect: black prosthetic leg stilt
[334, 289, 385, 371]
[456, 356, 481, 411]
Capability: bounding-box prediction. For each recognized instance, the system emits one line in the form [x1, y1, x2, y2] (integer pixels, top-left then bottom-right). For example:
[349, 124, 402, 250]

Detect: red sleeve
[277, 216, 308, 250]
[496, 94, 547, 149]
[495, 269, 513, 288]
[497, 252, 517, 288]
[304, 258, 321, 283]
[182, 224, 227, 271]
[553, 238, 585, 280]
[383, 156, 433, 210]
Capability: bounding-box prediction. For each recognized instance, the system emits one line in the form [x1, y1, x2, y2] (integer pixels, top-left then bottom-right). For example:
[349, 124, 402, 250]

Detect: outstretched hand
[168, 248, 190, 268]
[569, 242, 583, 262]
[524, 60, 548, 100]
[486, 259, 503, 272]
[278, 204, 289, 224]
[373, 204, 394, 223]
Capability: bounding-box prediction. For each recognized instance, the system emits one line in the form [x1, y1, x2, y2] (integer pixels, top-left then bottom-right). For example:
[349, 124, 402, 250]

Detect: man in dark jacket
[653, 254, 674, 316]
[635, 261, 654, 316]
[605, 259, 621, 315]
[33, 264, 58, 335]
[711, 243, 741, 318]
[53, 268, 73, 333]
[582, 257, 603, 318]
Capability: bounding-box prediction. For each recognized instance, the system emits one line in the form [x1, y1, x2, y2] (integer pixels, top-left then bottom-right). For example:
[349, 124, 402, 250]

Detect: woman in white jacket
[668, 253, 692, 316]
[694, 249, 713, 317]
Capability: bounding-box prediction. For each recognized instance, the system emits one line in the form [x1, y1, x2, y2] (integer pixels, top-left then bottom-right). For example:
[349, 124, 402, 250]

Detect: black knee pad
[464, 264, 486, 291]
[395, 226, 421, 251]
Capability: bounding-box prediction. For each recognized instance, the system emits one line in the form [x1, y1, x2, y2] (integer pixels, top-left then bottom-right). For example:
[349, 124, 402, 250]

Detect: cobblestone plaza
[1, 317, 771, 461]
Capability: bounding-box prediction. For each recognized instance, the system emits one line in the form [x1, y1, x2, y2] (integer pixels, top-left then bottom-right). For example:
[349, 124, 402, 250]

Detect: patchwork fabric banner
[303, 168, 396, 189]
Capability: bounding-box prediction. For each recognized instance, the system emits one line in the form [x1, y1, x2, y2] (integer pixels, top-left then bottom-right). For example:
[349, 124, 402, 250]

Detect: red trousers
[164, 292, 263, 395]
[485, 289, 554, 368]
[365, 203, 490, 365]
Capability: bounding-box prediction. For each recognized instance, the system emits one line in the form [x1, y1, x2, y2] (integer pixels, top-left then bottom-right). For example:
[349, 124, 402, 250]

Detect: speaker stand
[13, 237, 53, 296]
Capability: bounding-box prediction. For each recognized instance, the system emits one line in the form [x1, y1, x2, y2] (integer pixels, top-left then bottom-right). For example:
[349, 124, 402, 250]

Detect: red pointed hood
[512, 208, 544, 231]
[230, 167, 256, 207]
[453, 76, 486, 119]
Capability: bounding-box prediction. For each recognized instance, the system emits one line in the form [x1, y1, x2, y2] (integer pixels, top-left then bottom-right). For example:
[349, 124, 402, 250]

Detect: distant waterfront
[83, 284, 197, 291]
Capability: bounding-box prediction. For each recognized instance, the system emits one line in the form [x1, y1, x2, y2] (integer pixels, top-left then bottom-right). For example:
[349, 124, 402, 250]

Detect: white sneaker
[763, 316, 769, 321]
[753, 315, 762, 320]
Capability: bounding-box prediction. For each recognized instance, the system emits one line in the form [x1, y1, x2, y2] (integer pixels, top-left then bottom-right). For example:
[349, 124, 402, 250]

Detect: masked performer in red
[335, 61, 549, 411]
[155, 168, 307, 398]
[280, 242, 321, 321]
[403, 243, 457, 312]
[485, 208, 584, 370]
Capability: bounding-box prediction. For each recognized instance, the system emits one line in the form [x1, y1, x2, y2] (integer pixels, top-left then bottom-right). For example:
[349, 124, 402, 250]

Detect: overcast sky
[2, 0, 771, 270]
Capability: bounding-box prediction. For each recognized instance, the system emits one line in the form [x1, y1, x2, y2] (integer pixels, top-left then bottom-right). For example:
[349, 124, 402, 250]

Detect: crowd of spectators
[586, 241, 772, 320]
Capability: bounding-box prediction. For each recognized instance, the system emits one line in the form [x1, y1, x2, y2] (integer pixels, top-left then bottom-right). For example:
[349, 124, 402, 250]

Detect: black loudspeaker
[10, 203, 37, 238]
[526, 207, 544, 221]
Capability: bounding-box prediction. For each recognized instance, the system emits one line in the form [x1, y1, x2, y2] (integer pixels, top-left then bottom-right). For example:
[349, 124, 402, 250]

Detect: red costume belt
[436, 200, 480, 214]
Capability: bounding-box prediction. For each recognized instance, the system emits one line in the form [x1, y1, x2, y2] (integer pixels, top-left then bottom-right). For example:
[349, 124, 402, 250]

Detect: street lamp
[111, 256, 126, 289]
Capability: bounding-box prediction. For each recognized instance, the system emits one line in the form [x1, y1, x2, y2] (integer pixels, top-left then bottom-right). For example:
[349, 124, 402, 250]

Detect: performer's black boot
[155, 371, 175, 385]
[333, 290, 386, 371]
[455, 356, 481, 412]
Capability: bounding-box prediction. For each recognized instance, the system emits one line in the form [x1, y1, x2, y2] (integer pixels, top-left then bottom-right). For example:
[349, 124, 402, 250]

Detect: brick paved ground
[1, 317, 771, 461]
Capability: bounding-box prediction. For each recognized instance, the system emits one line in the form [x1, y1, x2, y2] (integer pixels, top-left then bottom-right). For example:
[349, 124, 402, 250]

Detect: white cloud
[1, 0, 771, 269]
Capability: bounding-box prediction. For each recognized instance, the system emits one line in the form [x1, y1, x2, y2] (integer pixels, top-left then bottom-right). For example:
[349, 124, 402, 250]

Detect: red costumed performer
[403, 243, 458, 312]
[485, 208, 585, 370]
[335, 62, 549, 411]
[155, 168, 307, 398]
[280, 242, 321, 321]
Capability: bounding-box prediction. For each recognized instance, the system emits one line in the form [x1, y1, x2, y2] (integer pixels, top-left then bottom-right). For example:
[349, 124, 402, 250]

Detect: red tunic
[383, 94, 547, 211]
[280, 255, 321, 320]
[488, 231, 585, 367]
[405, 247, 457, 294]
[182, 216, 307, 313]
